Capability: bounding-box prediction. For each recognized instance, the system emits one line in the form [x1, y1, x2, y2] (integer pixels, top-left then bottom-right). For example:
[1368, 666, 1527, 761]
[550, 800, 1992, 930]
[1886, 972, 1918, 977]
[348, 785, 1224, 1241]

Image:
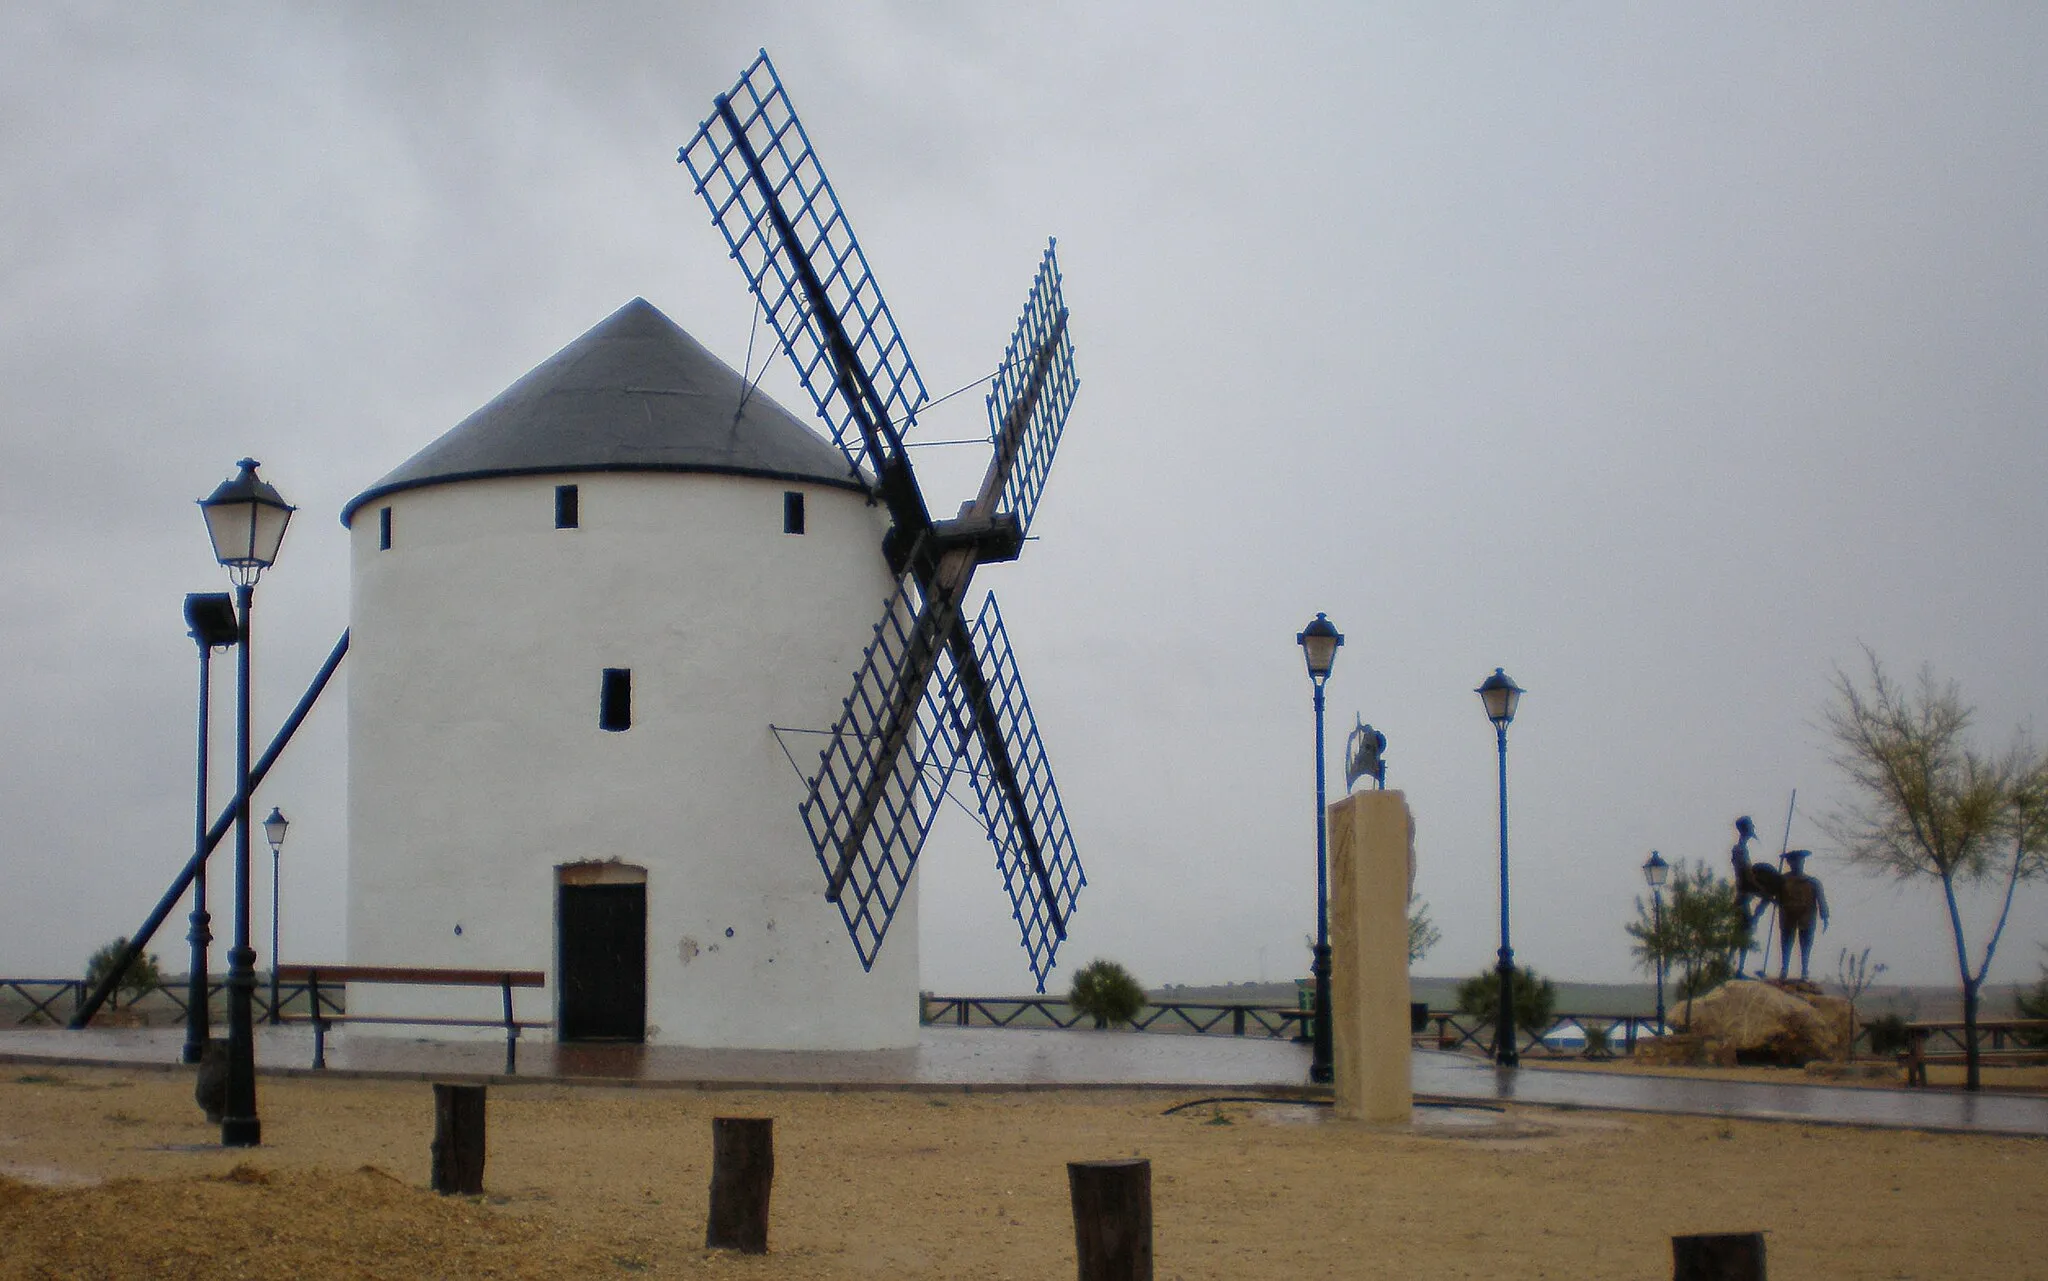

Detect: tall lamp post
[181, 592, 240, 1065]
[1476, 667, 1524, 1068]
[1642, 850, 1669, 1032]
[264, 807, 289, 1024]
[1297, 613, 1343, 1085]
[200, 458, 294, 1148]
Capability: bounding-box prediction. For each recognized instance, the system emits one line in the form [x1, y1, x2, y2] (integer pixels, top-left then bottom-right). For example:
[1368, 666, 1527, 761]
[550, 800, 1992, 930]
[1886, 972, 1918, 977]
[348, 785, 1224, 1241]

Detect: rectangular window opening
[555, 484, 579, 529]
[378, 506, 392, 550]
[600, 668, 631, 732]
[783, 490, 805, 535]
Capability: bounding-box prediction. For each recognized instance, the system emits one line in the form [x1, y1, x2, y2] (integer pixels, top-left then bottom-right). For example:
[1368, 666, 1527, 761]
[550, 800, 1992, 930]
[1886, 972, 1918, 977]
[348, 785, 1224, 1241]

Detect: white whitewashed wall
[345, 470, 918, 1049]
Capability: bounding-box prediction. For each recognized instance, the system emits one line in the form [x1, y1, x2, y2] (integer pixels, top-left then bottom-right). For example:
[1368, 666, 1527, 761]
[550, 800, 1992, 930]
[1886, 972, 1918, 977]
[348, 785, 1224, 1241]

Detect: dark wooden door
[557, 883, 646, 1041]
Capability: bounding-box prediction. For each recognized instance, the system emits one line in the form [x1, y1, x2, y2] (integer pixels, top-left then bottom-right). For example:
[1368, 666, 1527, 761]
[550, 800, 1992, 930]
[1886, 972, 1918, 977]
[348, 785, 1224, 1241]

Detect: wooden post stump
[1068, 1158, 1152, 1281]
[1673, 1231, 1766, 1280]
[705, 1117, 773, 1253]
[430, 1083, 486, 1195]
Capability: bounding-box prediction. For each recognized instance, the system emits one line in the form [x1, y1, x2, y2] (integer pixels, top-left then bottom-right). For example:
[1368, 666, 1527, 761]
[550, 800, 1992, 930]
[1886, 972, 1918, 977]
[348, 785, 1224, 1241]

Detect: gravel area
[2, 1065, 2042, 1279]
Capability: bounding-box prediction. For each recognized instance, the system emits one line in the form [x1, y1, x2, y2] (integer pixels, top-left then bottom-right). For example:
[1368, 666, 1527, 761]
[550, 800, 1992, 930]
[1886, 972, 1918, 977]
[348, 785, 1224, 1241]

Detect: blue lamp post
[1643, 850, 1669, 1032]
[264, 807, 289, 1024]
[1297, 612, 1343, 1085]
[180, 592, 239, 1065]
[200, 459, 294, 1147]
[1476, 667, 1523, 1068]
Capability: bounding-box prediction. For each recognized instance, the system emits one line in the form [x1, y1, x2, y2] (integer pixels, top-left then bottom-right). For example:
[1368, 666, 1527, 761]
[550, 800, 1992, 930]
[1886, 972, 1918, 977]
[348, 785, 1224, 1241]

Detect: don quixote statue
[1729, 815, 1829, 981]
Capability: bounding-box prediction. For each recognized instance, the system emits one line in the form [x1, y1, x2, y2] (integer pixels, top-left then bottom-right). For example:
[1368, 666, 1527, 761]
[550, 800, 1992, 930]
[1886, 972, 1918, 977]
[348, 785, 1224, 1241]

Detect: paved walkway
[3, 1025, 2043, 1138]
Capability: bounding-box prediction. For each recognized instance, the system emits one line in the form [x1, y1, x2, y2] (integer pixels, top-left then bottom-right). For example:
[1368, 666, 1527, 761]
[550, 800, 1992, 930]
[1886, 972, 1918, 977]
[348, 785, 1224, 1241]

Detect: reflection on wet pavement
[2, 1026, 2042, 1137]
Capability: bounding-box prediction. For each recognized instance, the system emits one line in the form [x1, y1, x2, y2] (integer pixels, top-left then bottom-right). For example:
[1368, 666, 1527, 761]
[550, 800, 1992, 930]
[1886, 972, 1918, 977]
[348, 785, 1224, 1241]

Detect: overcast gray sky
[4, 4, 2044, 998]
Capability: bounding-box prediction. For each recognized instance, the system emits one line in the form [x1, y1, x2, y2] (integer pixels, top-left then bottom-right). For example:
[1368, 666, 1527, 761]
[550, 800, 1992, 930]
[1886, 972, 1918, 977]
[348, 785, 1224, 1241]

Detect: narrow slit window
[600, 668, 631, 732]
[783, 490, 805, 535]
[378, 506, 392, 550]
[555, 484, 579, 529]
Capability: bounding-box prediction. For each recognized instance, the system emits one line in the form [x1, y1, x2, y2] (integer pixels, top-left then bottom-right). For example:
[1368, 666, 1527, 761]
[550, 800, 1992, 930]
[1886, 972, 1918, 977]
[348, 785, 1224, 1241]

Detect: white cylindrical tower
[341, 298, 916, 1049]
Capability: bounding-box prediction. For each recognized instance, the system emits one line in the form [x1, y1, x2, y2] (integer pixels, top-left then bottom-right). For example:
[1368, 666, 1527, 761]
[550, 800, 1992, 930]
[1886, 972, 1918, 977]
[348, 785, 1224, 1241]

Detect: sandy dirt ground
[1, 1066, 2042, 1280]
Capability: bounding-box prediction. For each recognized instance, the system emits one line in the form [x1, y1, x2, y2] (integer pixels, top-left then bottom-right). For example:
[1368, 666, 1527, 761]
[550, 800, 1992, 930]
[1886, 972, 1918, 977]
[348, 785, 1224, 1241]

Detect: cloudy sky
[4, 4, 2044, 1000]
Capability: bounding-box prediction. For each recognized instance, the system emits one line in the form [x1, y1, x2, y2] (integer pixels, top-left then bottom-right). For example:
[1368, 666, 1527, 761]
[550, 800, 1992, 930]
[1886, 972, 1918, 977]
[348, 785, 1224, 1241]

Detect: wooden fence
[2, 977, 331, 1027]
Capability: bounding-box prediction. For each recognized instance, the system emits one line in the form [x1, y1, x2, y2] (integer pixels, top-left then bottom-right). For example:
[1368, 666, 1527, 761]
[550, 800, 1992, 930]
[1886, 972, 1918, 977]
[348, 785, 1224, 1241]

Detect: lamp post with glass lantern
[264, 808, 289, 1025]
[180, 592, 239, 1065]
[1642, 850, 1669, 1032]
[1296, 613, 1343, 1085]
[1475, 667, 1523, 1068]
[200, 458, 294, 1147]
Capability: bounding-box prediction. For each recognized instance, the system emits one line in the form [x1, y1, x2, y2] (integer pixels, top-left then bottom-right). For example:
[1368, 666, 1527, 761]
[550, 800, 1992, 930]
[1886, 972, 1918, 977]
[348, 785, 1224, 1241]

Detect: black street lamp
[1643, 850, 1669, 1032]
[1297, 612, 1343, 1085]
[1475, 667, 1524, 1068]
[181, 592, 239, 1066]
[264, 807, 289, 1025]
[200, 458, 294, 1148]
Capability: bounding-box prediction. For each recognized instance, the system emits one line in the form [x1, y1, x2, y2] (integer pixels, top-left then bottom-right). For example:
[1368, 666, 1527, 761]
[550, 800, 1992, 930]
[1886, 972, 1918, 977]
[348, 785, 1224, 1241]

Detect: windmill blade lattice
[684, 50, 1086, 988]
[953, 592, 1083, 988]
[799, 574, 971, 968]
[680, 51, 928, 477]
[986, 243, 1079, 537]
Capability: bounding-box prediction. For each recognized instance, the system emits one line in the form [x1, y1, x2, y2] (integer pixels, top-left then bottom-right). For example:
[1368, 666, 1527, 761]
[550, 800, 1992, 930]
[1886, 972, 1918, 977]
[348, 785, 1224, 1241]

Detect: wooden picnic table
[1900, 1018, 2048, 1086]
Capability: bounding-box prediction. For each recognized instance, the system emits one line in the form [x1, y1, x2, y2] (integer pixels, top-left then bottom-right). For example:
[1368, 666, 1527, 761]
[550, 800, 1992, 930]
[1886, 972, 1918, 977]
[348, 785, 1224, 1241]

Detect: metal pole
[268, 843, 280, 1025]
[1652, 886, 1666, 1031]
[182, 641, 214, 1064]
[1310, 675, 1333, 1085]
[1493, 722, 1517, 1067]
[221, 581, 261, 1147]
[68, 630, 348, 1030]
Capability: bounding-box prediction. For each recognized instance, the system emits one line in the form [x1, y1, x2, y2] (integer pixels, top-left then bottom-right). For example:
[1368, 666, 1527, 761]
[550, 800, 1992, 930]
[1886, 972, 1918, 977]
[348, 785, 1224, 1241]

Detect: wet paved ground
[3, 1025, 2043, 1137]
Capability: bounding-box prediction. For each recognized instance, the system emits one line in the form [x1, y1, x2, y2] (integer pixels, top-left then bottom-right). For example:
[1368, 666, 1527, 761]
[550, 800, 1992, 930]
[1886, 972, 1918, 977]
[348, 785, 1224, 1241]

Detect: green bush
[1455, 966, 1556, 1036]
[1864, 1012, 1913, 1056]
[1068, 958, 1146, 1029]
[84, 937, 164, 1009]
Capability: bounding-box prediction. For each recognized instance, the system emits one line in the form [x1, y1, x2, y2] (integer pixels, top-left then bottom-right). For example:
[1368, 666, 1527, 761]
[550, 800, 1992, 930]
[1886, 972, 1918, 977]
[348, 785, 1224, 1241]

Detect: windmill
[680, 52, 1085, 992]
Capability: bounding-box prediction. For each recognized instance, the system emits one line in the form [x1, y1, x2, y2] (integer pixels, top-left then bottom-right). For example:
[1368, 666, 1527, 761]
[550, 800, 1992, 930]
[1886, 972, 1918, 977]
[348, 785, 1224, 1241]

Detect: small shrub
[84, 937, 164, 1009]
[1068, 959, 1146, 1029]
[1865, 1012, 1912, 1056]
[1455, 966, 1556, 1037]
[1582, 1022, 1613, 1058]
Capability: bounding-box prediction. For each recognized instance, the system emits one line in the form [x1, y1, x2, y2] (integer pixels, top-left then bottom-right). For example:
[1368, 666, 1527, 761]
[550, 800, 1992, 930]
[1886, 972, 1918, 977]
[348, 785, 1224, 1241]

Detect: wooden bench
[275, 965, 547, 1074]
[1899, 1019, 2048, 1086]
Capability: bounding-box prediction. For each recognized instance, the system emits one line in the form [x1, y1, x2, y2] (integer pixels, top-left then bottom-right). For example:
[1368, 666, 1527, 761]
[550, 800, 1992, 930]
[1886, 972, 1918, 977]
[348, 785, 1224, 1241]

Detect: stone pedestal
[1328, 790, 1414, 1124]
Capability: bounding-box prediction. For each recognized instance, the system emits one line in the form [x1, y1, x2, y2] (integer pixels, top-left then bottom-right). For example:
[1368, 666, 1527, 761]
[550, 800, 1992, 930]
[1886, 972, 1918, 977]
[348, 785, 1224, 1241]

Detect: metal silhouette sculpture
[1729, 814, 1778, 976]
[682, 52, 1084, 990]
[1729, 814, 1830, 980]
[1344, 717, 1386, 792]
[1773, 849, 1829, 981]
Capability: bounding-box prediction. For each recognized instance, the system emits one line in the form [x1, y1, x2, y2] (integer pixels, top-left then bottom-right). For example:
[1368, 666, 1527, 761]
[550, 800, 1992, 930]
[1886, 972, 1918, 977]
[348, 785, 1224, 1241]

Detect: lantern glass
[1476, 668, 1523, 726]
[1296, 614, 1343, 682]
[1643, 850, 1669, 889]
[263, 807, 289, 852]
[200, 459, 295, 581]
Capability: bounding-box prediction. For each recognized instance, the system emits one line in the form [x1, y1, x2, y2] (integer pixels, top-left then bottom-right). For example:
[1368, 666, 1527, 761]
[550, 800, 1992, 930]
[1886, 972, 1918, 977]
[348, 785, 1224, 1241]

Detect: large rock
[1675, 979, 1852, 1066]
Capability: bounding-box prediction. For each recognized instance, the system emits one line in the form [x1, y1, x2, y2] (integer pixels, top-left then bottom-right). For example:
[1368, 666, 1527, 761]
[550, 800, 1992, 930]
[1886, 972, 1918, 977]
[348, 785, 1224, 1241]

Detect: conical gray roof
[342, 298, 863, 525]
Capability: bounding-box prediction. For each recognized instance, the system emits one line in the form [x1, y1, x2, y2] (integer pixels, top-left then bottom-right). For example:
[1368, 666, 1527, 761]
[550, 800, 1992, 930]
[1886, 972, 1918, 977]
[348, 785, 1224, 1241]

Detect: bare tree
[1833, 946, 1887, 1051]
[1821, 651, 2048, 1090]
